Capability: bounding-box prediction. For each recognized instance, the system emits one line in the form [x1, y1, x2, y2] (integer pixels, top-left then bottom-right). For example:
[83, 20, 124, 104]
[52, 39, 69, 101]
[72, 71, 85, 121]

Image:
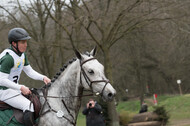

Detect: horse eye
[88, 69, 94, 74]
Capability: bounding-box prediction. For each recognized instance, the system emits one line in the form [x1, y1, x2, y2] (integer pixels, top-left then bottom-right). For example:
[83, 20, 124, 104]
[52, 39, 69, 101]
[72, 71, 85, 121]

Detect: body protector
[0, 49, 25, 84]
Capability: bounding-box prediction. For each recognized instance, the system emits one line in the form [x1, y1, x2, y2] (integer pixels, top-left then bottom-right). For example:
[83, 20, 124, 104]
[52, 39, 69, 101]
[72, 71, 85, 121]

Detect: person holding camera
[82, 99, 105, 126]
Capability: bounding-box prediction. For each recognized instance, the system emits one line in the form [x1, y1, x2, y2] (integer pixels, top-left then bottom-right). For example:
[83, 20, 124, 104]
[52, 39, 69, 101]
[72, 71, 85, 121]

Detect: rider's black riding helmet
[8, 28, 31, 44]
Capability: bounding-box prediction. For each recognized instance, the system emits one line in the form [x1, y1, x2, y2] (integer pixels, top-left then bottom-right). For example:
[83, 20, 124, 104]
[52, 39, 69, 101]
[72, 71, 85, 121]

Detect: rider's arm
[23, 53, 45, 81]
[0, 72, 22, 90]
[23, 65, 45, 81]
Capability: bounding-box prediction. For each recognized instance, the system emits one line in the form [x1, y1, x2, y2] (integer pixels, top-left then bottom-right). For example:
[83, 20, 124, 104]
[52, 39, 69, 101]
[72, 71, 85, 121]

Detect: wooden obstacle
[128, 121, 162, 126]
[128, 112, 162, 126]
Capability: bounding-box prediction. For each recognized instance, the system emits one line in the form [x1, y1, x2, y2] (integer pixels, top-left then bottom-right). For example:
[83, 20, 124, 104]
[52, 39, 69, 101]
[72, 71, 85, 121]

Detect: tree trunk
[107, 100, 120, 126]
[103, 49, 120, 126]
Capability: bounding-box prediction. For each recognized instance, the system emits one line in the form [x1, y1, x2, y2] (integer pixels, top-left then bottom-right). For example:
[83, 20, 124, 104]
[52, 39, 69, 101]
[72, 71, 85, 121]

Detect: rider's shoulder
[1, 52, 14, 62]
[0, 48, 14, 60]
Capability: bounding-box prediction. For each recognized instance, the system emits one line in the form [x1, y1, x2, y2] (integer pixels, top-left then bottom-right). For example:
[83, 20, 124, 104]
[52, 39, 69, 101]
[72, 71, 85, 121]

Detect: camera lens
[89, 103, 92, 106]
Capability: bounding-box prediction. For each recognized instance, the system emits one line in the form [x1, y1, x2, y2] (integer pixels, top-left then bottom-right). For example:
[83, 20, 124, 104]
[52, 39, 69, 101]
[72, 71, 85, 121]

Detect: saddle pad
[0, 93, 41, 125]
[0, 109, 23, 126]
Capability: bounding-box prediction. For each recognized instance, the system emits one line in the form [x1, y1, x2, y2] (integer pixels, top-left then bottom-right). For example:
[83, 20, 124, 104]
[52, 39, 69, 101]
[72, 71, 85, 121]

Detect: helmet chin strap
[11, 42, 22, 55]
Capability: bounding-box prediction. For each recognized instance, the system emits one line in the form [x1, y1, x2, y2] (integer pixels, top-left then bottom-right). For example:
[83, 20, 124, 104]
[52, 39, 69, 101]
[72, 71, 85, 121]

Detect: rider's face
[13, 40, 27, 53]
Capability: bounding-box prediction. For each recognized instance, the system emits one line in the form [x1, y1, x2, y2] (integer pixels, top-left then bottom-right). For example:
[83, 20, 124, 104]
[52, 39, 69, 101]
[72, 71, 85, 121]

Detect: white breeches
[0, 89, 34, 112]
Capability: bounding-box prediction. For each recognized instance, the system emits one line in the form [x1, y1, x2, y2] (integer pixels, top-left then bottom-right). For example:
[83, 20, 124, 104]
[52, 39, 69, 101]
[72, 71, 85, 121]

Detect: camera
[89, 103, 92, 107]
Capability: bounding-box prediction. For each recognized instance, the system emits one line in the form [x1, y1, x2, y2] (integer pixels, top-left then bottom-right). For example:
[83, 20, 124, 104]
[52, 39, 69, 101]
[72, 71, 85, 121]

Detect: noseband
[80, 57, 109, 97]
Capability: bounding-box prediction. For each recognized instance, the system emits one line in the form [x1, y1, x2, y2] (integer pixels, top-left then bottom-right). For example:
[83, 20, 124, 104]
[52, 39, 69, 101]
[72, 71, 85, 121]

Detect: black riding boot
[23, 110, 35, 126]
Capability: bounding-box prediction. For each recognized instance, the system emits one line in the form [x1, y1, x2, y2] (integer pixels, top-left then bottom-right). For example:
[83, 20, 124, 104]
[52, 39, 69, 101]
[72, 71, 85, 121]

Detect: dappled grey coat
[82, 103, 105, 126]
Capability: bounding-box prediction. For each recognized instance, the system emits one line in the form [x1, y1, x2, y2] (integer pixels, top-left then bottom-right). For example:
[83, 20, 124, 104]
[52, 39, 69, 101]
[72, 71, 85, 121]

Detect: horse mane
[50, 57, 78, 83]
[47, 50, 93, 85]
[50, 51, 92, 82]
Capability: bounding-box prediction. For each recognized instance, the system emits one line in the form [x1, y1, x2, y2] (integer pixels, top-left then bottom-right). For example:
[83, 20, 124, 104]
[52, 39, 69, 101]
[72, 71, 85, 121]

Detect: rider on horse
[0, 28, 51, 126]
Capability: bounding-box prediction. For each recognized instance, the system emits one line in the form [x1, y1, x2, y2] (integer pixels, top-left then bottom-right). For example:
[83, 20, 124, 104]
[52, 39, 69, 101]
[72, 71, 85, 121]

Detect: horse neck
[46, 60, 83, 118]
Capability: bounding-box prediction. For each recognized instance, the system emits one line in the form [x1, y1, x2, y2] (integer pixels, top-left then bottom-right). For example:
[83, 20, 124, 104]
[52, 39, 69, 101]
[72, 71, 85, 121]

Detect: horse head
[75, 47, 116, 101]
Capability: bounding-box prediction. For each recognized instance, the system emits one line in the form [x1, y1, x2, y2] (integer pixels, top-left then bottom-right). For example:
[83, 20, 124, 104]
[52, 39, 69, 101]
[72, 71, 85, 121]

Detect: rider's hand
[43, 76, 51, 85]
[20, 85, 31, 95]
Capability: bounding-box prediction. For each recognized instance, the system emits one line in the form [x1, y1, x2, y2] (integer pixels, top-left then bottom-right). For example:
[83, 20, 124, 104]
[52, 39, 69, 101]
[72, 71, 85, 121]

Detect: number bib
[0, 49, 25, 83]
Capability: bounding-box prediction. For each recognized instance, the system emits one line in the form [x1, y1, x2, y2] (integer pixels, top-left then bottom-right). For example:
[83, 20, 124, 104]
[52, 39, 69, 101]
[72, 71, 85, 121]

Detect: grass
[76, 111, 86, 126]
[155, 94, 190, 120]
[76, 94, 190, 126]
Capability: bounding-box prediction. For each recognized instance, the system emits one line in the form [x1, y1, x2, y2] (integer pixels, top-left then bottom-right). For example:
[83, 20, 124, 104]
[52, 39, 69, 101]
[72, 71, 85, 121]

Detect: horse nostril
[108, 93, 113, 98]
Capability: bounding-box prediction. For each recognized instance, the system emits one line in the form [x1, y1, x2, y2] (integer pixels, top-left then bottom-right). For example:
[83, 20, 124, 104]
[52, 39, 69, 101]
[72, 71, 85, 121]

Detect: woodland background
[0, 0, 190, 126]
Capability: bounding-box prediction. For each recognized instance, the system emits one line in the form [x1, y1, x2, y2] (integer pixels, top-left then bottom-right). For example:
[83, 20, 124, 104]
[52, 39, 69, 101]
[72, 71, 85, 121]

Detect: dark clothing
[139, 108, 147, 113]
[139, 104, 148, 113]
[82, 103, 105, 126]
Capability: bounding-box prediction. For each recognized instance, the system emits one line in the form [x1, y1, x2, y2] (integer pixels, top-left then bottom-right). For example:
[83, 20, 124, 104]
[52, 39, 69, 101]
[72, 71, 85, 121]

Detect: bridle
[38, 57, 110, 126]
[80, 57, 110, 97]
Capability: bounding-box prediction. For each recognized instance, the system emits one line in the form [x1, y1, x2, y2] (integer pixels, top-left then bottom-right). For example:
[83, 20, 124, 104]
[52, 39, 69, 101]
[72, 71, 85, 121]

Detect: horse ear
[75, 50, 82, 60]
[90, 46, 97, 56]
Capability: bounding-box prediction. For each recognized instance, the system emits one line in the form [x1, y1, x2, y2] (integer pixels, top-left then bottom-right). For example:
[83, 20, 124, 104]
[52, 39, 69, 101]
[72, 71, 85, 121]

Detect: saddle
[0, 90, 41, 124]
